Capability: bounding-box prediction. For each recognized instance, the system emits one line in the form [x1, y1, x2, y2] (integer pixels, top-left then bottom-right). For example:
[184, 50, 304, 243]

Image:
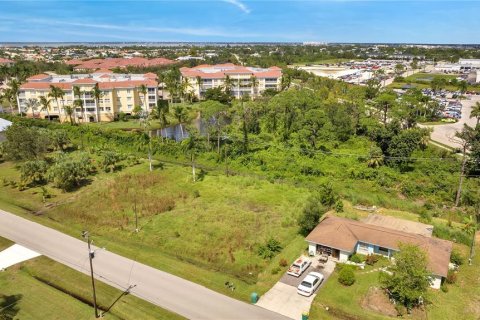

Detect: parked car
[287, 256, 311, 277]
[297, 272, 324, 296]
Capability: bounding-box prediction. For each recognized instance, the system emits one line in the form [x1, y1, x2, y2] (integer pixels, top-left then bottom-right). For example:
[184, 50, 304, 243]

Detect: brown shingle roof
[306, 216, 452, 277]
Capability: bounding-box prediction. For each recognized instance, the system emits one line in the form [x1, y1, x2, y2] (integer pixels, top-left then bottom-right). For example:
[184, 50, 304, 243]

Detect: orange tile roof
[73, 78, 97, 84]
[0, 58, 14, 64]
[72, 57, 175, 70]
[306, 216, 452, 277]
[181, 64, 282, 79]
[26, 74, 50, 81]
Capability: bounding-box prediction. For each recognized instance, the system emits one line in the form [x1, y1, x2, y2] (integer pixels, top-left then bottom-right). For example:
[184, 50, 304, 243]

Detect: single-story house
[306, 216, 452, 289]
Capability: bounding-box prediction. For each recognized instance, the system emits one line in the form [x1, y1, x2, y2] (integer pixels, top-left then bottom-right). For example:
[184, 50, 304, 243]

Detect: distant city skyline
[0, 1, 479, 44]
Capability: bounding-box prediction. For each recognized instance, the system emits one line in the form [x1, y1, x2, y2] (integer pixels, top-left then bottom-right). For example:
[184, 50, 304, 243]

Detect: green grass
[86, 119, 163, 130]
[0, 161, 310, 302]
[0, 238, 182, 320]
[389, 72, 480, 92]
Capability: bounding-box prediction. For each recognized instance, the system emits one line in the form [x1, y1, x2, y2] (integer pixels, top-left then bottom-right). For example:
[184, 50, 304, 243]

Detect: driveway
[421, 95, 480, 149]
[256, 259, 335, 320]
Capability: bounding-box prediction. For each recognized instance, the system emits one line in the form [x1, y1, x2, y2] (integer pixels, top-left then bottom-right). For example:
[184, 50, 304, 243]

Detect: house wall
[430, 275, 442, 289]
[339, 251, 350, 262]
[356, 242, 375, 255]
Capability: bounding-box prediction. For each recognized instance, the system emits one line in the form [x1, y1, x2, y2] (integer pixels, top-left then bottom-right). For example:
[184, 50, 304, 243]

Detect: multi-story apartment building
[180, 63, 282, 99]
[18, 71, 158, 122]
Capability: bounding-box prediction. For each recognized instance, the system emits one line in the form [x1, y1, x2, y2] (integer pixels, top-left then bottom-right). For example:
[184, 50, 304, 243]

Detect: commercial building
[66, 57, 175, 71]
[306, 216, 452, 289]
[180, 63, 282, 99]
[18, 71, 158, 122]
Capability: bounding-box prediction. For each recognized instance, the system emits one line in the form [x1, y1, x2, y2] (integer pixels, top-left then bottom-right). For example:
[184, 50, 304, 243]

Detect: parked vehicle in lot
[297, 272, 324, 296]
[287, 256, 311, 277]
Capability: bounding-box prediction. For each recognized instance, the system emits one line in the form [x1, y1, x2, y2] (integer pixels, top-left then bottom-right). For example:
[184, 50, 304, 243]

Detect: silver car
[297, 272, 324, 296]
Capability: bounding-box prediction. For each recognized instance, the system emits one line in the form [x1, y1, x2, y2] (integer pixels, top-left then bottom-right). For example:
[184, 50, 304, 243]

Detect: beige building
[180, 63, 282, 99]
[18, 71, 158, 122]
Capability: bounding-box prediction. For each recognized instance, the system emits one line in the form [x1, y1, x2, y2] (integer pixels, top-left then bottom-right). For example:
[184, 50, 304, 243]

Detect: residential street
[421, 95, 480, 149]
[0, 209, 289, 320]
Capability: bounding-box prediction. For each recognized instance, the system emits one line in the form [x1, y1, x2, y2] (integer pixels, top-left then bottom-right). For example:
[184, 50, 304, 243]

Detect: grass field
[0, 160, 310, 302]
[0, 238, 182, 320]
[388, 72, 480, 93]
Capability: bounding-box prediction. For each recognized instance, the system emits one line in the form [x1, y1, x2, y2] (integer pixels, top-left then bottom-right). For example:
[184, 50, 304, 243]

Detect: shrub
[257, 238, 283, 259]
[350, 253, 363, 263]
[279, 258, 288, 267]
[298, 201, 327, 236]
[450, 249, 465, 266]
[271, 267, 281, 275]
[20, 160, 49, 185]
[365, 254, 379, 266]
[334, 200, 344, 213]
[338, 267, 355, 286]
[446, 270, 457, 284]
[440, 284, 449, 293]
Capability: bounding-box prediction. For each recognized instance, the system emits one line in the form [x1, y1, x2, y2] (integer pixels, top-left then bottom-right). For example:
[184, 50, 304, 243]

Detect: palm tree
[457, 81, 468, 94]
[470, 102, 480, 126]
[7, 79, 20, 114]
[173, 105, 187, 138]
[180, 78, 190, 103]
[24, 98, 39, 118]
[48, 85, 65, 121]
[462, 215, 477, 265]
[73, 98, 84, 123]
[138, 84, 148, 113]
[250, 75, 259, 97]
[39, 96, 51, 120]
[181, 130, 200, 182]
[1, 88, 16, 114]
[63, 104, 75, 125]
[196, 76, 203, 99]
[73, 86, 85, 123]
[224, 75, 233, 94]
[91, 83, 103, 122]
[367, 146, 384, 168]
[139, 113, 153, 172]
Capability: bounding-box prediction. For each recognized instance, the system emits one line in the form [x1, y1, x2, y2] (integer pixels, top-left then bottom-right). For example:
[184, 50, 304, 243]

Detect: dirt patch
[361, 287, 397, 317]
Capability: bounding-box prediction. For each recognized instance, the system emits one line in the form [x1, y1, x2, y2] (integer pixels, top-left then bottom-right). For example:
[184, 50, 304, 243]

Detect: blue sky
[0, 1, 479, 43]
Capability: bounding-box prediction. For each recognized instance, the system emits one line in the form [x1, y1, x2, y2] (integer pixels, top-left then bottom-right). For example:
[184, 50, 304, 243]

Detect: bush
[365, 254, 379, 266]
[338, 267, 355, 286]
[446, 270, 457, 284]
[450, 249, 465, 266]
[441, 284, 449, 293]
[334, 200, 344, 213]
[350, 253, 363, 263]
[257, 238, 283, 259]
[279, 258, 288, 267]
[298, 200, 327, 236]
[271, 267, 281, 275]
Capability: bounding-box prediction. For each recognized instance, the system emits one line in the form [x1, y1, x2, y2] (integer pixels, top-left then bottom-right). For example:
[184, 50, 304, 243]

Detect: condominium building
[18, 71, 158, 122]
[180, 63, 282, 99]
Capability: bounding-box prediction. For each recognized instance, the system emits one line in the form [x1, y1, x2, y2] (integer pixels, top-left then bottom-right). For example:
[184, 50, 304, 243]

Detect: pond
[149, 118, 205, 142]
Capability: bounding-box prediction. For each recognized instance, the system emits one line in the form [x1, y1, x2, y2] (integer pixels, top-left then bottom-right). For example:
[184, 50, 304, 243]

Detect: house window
[127, 97, 132, 102]
[357, 242, 369, 253]
[127, 104, 132, 109]
[378, 246, 389, 256]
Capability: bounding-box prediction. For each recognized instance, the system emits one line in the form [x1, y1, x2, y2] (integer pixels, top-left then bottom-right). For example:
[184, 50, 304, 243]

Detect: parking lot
[256, 259, 336, 320]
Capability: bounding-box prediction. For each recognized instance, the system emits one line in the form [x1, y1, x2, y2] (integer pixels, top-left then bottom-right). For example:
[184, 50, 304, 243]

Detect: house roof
[0, 58, 14, 64]
[0, 118, 12, 132]
[71, 57, 175, 70]
[306, 216, 452, 277]
[181, 64, 282, 79]
[363, 214, 433, 237]
[26, 74, 50, 81]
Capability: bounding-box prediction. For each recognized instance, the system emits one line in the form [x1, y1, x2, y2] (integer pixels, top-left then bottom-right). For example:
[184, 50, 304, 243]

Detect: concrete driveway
[421, 95, 480, 149]
[256, 259, 335, 320]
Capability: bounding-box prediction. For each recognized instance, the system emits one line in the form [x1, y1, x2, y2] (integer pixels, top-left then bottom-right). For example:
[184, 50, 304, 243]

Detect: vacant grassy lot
[0, 160, 310, 301]
[388, 72, 480, 92]
[0, 238, 182, 320]
[309, 239, 479, 320]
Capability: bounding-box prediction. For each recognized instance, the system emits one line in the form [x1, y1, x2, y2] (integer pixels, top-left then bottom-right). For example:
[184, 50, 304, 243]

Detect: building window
[358, 242, 369, 253]
[127, 97, 132, 102]
[106, 107, 111, 111]
[127, 104, 132, 109]
[127, 89, 131, 94]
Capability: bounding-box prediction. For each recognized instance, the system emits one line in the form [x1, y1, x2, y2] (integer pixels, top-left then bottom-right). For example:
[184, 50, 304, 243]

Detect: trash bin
[250, 292, 259, 304]
[301, 311, 309, 320]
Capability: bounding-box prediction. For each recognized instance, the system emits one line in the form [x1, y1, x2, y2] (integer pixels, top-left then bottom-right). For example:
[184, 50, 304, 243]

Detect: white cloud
[222, 0, 251, 14]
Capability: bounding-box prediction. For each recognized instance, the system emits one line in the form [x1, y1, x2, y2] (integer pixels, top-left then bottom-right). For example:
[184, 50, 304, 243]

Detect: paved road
[421, 95, 479, 149]
[0, 209, 289, 320]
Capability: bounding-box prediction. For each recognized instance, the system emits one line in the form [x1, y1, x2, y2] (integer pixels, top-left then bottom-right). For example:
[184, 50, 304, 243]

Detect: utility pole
[134, 197, 139, 233]
[82, 231, 99, 318]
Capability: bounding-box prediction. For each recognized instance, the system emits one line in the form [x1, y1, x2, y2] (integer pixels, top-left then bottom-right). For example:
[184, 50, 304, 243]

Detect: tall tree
[48, 85, 64, 121]
[39, 95, 51, 121]
[470, 102, 480, 126]
[91, 83, 103, 122]
[380, 243, 432, 310]
[24, 98, 39, 118]
[73, 85, 85, 122]
[181, 129, 201, 182]
[173, 105, 187, 138]
[453, 124, 476, 207]
[138, 84, 148, 112]
[250, 75, 259, 97]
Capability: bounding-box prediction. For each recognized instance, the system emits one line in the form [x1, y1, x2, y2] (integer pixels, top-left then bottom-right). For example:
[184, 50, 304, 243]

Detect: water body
[149, 118, 205, 142]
